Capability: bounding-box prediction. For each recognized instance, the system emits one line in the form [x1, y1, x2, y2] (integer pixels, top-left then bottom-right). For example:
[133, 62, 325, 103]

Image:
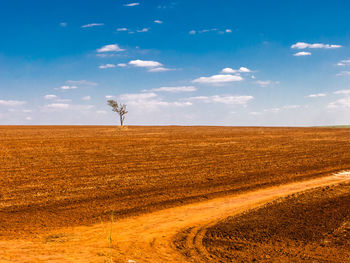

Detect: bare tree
[107, 100, 128, 126]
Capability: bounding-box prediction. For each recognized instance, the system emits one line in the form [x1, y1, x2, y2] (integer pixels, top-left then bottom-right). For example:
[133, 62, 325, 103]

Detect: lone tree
[107, 100, 128, 126]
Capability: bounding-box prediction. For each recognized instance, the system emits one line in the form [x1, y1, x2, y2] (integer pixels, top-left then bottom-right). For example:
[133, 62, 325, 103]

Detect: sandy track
[1, 173, 349, 263]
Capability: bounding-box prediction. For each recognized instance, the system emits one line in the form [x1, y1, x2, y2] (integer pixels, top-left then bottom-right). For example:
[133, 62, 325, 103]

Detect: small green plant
[102, 212, 115, 263]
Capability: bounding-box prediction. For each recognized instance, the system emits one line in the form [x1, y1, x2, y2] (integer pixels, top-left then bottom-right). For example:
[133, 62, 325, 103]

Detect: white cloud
[189, 28, 232, 35]
[60, 22, 67, 27]
[117, 63, 127, 67]
[25, 117, 32, 121]
[81, 23, 104, 28]
[221, 67, 251, 74]
[154, 20, 163, 24]
[129, 59, 163, 68]
[305, 93, 326, 98]
[255, 80, 278, 87]
[148, 86, 197, 93]
[105, 95, 115, 99]
[124, 3, 140, 7]
[334, 89, 350, 95]
[119, 92, 192, 109]
[293, 51, 311, 56]
[291, 42, 342, 49]
[148, 67, 172, 72]
[99, 64, 116, 69]
[327, 98, 350, 109]
[44, 94, 58, 100]
[239, 67, 251, 73]
[45, 103, 70, 109]
[192, 74, 243, 85]
[66, 80, 97, 86]
[186, 95, 253, 105]
[120, 93, 158, 101]
[337, 59, 350, 66]
[221, 68, 238, 74]
[97, 44, 125, 53]
[136, 28, 149, 33]
[82, 96, 91, 101]
[97, 110, 108, 114]
[60, 85, 78, 90]
[0, 100, 26, 106]
[116, 28, 128, 31]
[336, 71, 350, 76]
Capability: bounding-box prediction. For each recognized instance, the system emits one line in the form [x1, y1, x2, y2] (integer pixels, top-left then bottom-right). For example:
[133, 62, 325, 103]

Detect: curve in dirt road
[0, 172, 349, 263]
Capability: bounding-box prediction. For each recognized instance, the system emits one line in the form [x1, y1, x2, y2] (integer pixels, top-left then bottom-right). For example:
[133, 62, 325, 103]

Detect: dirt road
[1, 173, 349, 263]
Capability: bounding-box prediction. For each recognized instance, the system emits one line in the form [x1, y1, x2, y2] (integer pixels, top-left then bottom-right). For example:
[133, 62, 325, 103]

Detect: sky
[1, 0, 350, 126]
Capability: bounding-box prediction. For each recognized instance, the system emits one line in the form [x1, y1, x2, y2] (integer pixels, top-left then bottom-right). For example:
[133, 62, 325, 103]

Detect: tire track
[0, 173, 349, 262]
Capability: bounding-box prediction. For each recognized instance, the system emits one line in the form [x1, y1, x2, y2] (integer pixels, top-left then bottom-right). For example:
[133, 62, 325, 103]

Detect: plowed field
[1, 126, 350, 237]
[204, 182, 350, 262]
[1, 126, 350, 262]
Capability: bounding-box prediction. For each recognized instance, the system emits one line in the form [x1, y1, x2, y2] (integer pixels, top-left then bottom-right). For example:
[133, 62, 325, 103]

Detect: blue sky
[1, 0, 350, 125]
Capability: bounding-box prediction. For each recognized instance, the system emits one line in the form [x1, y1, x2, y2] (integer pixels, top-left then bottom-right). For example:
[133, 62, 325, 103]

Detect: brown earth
[1, 126, 350, 237]
[203, 182, 350, 263]
[0, 173, 348, 262]
[1, 126, 350, 262]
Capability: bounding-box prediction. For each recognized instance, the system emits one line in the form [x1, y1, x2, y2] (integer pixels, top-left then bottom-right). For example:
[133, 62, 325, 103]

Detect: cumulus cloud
[192, 74, 243, 85]
[116, 28, 128, 31]
[334, 89, 350, 95]
[293, 51, 312, 56]
[119, 92, 192, 109]
[148, 86, 197, 93]
[0, 100, 26, 106]
[129, 59, 163, 67]
[225, 29, 232, 33]
[305, 93, 326, 98]
[154, 20, 163, 24]
[81, 23, 104, 28]
[255, 80, 279, 87]
[44, 94, 58, 100]
[221, 67, 251, 74]
[117, 63, 127, 67]
[60, 85, 78, 90]
[221, 68, 238, 74]
[45, 103, 70, 109]
[186, 95, 253, 105]
[120, 93, 158, 101]
[97, 44, 125, 53]
[124, 3, 140, 7]
[105, 95, 115, 99]
[137, 28, 149, 33]
[99, 64, 116, 69]
[291, 42, 342, 49]
[337, 59, 350, 66]
[327, 98, 350, 109]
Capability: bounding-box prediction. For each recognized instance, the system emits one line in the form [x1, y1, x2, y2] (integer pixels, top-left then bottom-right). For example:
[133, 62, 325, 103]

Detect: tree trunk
[120, 115, 123, 126]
